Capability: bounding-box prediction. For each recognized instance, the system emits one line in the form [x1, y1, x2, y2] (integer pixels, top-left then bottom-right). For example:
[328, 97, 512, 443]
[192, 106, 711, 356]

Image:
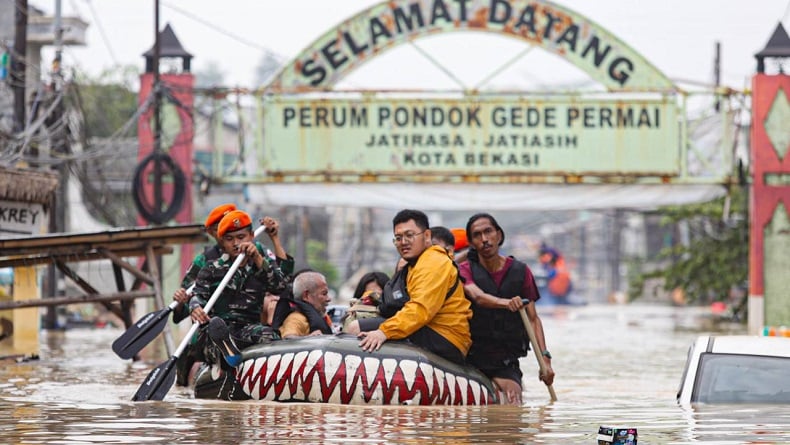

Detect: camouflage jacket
[172, 244, 224, 323]
[188, 242, 293, 329]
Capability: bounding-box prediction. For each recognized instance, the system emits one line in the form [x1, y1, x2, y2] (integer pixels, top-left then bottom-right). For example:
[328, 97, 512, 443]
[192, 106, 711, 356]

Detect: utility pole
[151, 0, 174, 355]
[714, 41, 721, 112]
[44, 0, 67, 330]
[153, 0, 163, 218]
[12, 0, 27, 132]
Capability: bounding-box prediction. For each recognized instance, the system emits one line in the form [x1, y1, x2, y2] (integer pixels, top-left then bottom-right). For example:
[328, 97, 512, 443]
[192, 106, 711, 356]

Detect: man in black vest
[459, 213, 555, 405]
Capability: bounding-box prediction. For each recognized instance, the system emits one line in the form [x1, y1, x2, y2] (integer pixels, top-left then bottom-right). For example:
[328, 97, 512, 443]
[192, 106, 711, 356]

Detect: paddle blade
[132, 357, 177, 401]
[112, 308, 172, 360]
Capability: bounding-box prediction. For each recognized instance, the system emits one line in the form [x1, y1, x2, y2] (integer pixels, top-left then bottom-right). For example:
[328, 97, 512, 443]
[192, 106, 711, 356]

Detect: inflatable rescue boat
[194, 334, 499, 405]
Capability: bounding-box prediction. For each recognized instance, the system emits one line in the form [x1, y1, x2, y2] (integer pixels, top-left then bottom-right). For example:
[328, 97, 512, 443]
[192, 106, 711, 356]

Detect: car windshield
[694, 353, 790, 403]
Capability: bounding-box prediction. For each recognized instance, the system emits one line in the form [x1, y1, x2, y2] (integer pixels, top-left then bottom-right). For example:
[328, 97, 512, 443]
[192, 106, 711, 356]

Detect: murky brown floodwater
[2, 304, 790, 444]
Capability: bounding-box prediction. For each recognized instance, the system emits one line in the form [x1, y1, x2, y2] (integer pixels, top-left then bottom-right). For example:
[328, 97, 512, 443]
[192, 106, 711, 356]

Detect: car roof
[699, 335, 790, 357]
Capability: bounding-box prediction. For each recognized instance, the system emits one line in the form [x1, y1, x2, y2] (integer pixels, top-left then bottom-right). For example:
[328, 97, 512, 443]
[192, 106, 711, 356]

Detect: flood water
[2, 304, 790, 444]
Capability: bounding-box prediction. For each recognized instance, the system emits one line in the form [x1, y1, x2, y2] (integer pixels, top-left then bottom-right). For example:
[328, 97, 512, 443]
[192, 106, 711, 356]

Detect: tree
[629, 186, 749, 314]
[71, 66, 140, 139]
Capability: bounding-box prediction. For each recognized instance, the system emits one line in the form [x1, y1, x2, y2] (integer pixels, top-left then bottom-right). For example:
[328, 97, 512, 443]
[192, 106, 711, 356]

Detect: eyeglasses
[392, 230, 425, 245]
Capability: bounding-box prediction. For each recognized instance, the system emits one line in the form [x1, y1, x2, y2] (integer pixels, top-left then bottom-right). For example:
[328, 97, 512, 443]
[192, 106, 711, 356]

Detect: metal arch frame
[267, 0, 676, 93]
[204, 0, 744, 187]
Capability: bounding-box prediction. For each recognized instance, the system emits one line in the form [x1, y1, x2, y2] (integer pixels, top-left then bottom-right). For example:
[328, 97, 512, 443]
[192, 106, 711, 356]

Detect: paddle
[112, 284, 195, 360]
[132, 225, 266, 402]
[519, 299, 558, 402]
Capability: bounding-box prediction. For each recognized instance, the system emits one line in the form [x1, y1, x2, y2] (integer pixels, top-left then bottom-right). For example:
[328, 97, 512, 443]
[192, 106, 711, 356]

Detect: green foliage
[629, 187, 749, 304]
[306, 239, 339, 289]
[71, 66, 140, 138]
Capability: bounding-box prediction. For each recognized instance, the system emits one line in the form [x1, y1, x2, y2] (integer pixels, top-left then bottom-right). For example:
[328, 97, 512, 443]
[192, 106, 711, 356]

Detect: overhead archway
[236, 0, 730, 212]
[268, 0, 676, 92]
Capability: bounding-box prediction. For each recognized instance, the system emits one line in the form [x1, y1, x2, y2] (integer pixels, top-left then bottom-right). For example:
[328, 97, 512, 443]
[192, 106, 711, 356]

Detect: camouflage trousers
[192, 322, 279, 371]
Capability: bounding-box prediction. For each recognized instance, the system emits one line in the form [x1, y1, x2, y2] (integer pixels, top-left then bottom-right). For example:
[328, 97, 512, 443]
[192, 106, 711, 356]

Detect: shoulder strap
[270, 297, 295, 331]
[445, 261, 461, 300]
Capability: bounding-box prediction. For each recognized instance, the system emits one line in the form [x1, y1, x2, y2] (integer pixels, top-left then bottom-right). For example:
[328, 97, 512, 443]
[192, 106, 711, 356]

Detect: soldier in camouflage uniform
[172, 203, 237, 325]
[188, 210, 294, 370]
[173, 203, 236, 386]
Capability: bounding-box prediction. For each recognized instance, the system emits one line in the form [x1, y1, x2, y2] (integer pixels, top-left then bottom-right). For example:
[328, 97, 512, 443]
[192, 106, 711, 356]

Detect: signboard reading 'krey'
[262, 96, 680, 179]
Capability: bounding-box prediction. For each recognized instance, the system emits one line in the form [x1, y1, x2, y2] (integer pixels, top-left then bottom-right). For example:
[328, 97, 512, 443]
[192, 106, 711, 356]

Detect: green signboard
[262, 96, 680, 179]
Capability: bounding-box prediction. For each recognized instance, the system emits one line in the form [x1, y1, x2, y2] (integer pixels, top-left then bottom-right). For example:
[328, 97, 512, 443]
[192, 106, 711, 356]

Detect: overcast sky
[41, 0, 790, 90]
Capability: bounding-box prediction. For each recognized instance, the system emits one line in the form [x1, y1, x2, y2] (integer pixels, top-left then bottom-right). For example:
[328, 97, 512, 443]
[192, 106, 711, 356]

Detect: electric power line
[160, 0, 287, 63]
[82, 0, 119, 66]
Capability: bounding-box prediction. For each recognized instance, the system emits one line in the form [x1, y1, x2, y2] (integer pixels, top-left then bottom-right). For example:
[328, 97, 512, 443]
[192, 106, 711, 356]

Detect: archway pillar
[749, 73, 790, 334]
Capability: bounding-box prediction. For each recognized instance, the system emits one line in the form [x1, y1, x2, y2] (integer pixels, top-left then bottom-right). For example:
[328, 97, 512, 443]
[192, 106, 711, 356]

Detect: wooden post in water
[10, 267, 39, 354]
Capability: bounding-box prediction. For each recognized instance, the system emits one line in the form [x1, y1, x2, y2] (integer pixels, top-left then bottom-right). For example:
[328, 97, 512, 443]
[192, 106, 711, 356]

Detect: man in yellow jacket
[358, 209, 472, 365]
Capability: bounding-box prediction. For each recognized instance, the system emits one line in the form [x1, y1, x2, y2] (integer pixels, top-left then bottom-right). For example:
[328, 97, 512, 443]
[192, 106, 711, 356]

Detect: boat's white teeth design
[264, 353, 280, 382]
[291, 351, 309, 400]
[468, 379, 481, 405]
[239, 360, 250, 376]
[308, 366, 322, 402]
[364, 357, 380, 385]
[276, 352, 294, 382]
[306, 349, 323, 369]
[245, 357, 266, 399]
[238, 361, 252, 394]
[293, 350, 309, 371]
[399, 360, 419, 394]
[233, 346, 495, 405]
[446, 373, 457, 403]
[382, 358, 398, 387]
[434, 368, 446, 401]
[251, 364, 262, 398]
[457, 376, 469, 405]
[343, 354, 363, 397]
[322, 351, 342, 384]
[323, 351, 343, 404]
[419, 363, 435, 396]
[252, 357, 265, 379]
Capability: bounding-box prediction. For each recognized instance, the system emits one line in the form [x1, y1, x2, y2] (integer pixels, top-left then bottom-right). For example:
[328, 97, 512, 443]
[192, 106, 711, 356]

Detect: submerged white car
[677, 335, 790, 405]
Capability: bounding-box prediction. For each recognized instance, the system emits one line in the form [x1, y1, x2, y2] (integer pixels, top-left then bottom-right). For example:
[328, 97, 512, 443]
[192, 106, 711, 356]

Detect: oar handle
[167, 283, 196, 311]
[519, 298, 558, 402]
[171, 224, 267, 358]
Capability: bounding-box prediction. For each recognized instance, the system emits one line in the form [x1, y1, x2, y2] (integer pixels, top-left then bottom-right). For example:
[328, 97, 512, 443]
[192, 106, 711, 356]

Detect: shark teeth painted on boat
[363, 356, 382, 403]
[343, 354, 363, 404]
[398, 359, 418, 396]
[231, 337, 497, 405]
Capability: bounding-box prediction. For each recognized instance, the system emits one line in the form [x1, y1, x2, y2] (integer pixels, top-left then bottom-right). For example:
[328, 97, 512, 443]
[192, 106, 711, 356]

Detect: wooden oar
[132, 225, 266, 402]
[112, 284, 194, 360]
[519, 299, 558, 402]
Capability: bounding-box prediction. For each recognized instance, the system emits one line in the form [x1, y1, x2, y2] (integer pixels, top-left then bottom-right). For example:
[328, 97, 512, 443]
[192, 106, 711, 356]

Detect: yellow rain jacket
[379, 245, 472, 355]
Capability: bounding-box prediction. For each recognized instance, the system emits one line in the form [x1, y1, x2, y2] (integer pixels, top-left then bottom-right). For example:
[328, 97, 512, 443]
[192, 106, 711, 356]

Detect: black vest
[271, 297, 333, 335]
[468, 257, 529, 355]
[378, 260, 461, 319]
[378, 266, 409, 318]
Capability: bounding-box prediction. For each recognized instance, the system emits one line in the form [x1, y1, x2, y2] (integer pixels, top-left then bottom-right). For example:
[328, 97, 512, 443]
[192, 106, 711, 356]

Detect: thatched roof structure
[0, 166, 59, 207]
